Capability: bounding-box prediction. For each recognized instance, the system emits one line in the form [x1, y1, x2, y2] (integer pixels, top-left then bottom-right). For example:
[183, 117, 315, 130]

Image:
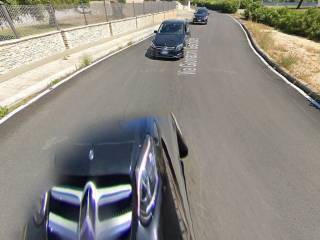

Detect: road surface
[1, 12, 320, 240]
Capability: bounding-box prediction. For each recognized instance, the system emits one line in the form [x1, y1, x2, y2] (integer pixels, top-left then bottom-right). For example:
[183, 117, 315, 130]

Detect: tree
[296, 0, 304, 8]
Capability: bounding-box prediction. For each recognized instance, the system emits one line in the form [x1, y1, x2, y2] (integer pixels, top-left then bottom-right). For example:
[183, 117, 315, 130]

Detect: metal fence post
[103, 0, 109, 22]
[120, 2, 124, 19]
[132, 1, 135, 17]
[80, 1, 88, 25]
[142, 1, 145, 14]
[48, 3, 60, 30]
[0, 1, 19, 38]
[133, 1, 138, 28]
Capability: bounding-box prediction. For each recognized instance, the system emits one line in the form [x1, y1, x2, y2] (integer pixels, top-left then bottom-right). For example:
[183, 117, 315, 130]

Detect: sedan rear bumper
[193, 18, 207, 24]
[150, 47, 184, 59]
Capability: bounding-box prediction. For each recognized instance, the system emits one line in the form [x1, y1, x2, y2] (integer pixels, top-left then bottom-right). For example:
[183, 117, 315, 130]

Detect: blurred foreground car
[149, 20, 190, 59]
[193, 7, 209, 24]
[24, 114, 194, 240]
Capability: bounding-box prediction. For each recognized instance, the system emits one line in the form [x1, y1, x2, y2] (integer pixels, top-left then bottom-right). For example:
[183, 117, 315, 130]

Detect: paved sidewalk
[0, 9, 194, 110]
[0, 25, 159, 108]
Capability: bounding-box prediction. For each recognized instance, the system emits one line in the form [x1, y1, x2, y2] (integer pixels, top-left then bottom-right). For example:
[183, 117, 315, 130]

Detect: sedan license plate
[161, 50, 169, 55]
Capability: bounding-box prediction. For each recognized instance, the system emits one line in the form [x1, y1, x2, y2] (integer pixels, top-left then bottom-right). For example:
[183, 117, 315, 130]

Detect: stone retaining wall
[0, 32, 65, 74]
[63, 22, 112, 49]
[0, 9, 177, 76]
[154, 12, 165, 24]
[110, 17, 137, 36]
[137, 14, 154, 29]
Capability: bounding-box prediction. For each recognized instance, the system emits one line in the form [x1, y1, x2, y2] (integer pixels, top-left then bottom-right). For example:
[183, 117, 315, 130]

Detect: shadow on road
[145, 48, 180, 62]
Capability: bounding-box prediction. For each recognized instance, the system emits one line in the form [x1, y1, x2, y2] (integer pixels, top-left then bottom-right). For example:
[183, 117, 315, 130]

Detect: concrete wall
[0, 32, 65, 75]
[154, 12, 165, 24]
[64, 22, 112, 49]
[110, 17, 137, 36]
[137, 14, 154, 29]
[0, 9, 176, 76]
[165, 9, 177, 19]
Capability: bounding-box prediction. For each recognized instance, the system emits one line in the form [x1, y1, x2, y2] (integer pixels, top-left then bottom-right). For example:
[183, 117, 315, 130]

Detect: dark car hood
[55, 117, 155, 177]
[153, 34, 184, 47]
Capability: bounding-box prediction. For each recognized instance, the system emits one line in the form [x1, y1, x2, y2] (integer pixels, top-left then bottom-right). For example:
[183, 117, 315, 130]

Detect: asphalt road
[1, 12, 320, 240]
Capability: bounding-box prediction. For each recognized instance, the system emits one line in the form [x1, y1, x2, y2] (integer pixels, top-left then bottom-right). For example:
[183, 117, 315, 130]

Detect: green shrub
[0, 106, 9, 118]
[79, 54, 92, 68]
[279, 53, 298, 70]
[244, 4, 320, 41]
[220, 0, 239, 13]
[303, 8, 320, 40]
[193, 0, 239, 13]
[240, 0, 251, 9]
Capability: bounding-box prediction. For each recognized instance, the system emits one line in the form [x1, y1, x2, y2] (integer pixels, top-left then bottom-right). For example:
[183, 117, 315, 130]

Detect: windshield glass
[158, 23, 184, 34]
[196, 9, 207, 14]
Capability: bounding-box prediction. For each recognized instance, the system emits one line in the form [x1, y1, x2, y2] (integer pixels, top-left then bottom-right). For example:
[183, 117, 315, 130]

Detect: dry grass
[279, 53, 298, 70]
[242, 20, 320, 94]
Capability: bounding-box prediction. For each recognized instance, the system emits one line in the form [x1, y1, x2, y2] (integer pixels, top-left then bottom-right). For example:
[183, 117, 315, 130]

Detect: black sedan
[193, 7, 209, 24]
[24, 114, 194, 240]
[149, 20, 190, 59]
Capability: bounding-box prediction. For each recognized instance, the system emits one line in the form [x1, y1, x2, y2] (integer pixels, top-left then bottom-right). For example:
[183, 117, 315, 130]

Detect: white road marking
[178, 38, 199, 76]
[229, 16, 320, 109]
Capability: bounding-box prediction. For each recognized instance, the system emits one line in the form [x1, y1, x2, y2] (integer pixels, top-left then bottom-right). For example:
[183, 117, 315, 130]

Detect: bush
[220, 0, 239, 13]
[243, 4, 320, 41]
[193, 0, 239, 14]
[303, 8, 320, 40]
[0, 107, 9, 118]
[79, 54, 92, 68]
[240, 0, 260, 10]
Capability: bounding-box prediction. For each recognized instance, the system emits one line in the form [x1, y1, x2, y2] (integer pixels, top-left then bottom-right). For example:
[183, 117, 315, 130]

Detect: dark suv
[193, 7, 209, 24]
[149, 20, 190, 59]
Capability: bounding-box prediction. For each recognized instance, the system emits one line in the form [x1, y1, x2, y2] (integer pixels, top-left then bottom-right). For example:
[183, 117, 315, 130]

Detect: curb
[0, 30, 154, 124]
[235, 18, 320, 106]
[0, 26, 157, 109]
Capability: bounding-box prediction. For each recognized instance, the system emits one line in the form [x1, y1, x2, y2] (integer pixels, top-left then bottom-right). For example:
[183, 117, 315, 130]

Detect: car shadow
[189, 22, 207, 26]
[145, 48, 180, 62]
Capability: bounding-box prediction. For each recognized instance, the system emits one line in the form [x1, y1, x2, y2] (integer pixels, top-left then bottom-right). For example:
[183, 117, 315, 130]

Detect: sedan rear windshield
[159, 23, 184, 34]
[196, 9, 207, 14]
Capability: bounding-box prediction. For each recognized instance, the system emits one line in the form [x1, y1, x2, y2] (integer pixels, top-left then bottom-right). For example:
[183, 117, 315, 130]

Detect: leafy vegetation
[0, 106, 9, 118]
[244, 3, 320, 41]
[279, 53, 298, 70]
[193, 0, 239, 13]
[79, 54, 92, 68]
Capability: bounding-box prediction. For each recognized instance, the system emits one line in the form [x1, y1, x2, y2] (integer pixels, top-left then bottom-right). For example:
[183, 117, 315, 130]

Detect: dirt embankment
[239, 19, 320, 95]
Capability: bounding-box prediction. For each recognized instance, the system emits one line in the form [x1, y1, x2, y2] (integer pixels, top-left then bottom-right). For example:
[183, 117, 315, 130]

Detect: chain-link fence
[0, 1, 176, 42]
[262, 0, 318, 7]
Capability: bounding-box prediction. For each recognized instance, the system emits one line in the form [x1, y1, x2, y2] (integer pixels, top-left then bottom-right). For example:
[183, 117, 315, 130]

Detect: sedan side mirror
[171, 113, 189, 159]
[186, 29, 191, 35]
[154, 30, 158, 33]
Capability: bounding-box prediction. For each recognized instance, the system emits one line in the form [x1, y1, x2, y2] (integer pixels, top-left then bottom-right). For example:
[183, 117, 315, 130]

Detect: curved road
[1, 12, 320, 240]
